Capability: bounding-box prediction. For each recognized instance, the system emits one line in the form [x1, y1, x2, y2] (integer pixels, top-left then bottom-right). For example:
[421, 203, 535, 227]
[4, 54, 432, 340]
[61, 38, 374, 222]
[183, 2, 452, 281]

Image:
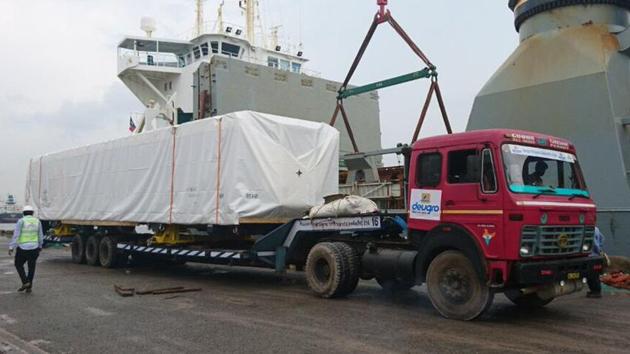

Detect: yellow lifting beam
[53, 224, 75, 237]
[150, 225, 204, 245]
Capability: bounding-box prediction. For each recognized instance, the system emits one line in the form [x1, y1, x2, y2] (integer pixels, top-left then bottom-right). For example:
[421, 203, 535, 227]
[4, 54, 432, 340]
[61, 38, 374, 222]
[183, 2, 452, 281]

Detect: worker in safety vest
[586, 227, 605, 298]
[8, 205, 44, 293]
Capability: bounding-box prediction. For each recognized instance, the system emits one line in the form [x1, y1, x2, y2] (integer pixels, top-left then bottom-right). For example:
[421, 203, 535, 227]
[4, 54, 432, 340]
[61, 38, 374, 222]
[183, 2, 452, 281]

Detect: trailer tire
[71, 235, 87, 264]
[426, 250, 493, 320]
[332, 242, 360, 296]
[376, 278, 415, 292]
[85, 236, 101, 266]
[504, 290, 554, 308]
[99, 236, 119, 268]
[305, 242, 350, 298]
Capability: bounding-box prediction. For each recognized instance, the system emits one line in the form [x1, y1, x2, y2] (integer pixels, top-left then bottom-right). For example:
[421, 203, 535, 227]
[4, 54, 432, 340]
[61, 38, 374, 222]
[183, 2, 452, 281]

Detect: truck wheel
[376, 278, 416, 292]
[332, 242, 360, 295]
[85, 236, 101, 266]
[426, 250, 494, 320]
[504, 290, 554, 308]
[99, 236, 119, 268]
[71, 235, 87, 264]
[305, 242, 352, 298]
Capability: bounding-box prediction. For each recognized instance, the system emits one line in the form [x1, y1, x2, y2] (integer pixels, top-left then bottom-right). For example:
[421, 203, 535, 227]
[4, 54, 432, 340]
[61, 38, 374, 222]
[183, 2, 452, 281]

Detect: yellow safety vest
[18, 216, 40, 246]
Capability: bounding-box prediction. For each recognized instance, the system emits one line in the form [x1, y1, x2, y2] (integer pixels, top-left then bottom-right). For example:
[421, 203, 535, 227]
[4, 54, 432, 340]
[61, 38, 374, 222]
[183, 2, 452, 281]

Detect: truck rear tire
[504, 290, 554, 308]
[332, 242, 360, 295]
[305, 242, 356, 298]
[99, 236, 119, 268]
[426, 250, 493, 320]
[71, 235, 87, 264]
[376, 278, 415, 292]
[85, 236, 101, 266]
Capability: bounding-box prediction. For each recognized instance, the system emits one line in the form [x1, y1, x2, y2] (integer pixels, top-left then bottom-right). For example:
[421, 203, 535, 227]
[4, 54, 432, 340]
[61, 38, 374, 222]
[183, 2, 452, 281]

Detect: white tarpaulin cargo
[25, 111, 339, 225]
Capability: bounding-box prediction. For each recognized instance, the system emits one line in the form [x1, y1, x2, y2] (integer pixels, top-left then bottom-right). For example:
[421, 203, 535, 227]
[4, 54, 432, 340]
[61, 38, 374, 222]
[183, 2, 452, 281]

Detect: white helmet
[22, 205, 34, 213]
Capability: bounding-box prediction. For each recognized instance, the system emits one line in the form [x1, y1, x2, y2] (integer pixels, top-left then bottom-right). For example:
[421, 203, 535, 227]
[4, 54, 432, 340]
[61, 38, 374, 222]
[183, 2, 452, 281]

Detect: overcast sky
[0, 0, 517, 204]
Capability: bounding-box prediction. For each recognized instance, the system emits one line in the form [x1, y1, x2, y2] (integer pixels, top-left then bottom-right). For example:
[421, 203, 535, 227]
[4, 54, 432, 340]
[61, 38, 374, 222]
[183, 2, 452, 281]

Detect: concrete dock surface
[1, 240, 629, 354]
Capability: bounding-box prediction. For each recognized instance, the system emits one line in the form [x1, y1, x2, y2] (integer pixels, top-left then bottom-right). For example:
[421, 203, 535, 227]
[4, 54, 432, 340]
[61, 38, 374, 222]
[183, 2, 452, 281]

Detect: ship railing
[118, 48, 185, 73]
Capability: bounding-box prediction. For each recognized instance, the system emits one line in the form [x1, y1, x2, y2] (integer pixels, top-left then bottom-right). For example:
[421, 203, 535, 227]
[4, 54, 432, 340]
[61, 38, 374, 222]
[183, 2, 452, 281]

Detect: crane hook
[377, 0, 388, 18]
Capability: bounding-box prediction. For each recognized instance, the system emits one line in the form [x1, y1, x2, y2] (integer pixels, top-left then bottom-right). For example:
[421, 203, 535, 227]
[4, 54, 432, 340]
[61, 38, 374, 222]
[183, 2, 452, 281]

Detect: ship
[467, 0, 630, 255]
[0, 194, 21, 224]
[117, 1, 401, 207]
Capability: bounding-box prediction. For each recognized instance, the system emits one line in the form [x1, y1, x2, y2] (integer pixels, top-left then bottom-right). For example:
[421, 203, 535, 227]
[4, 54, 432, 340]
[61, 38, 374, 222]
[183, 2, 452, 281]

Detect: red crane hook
[377, 0, 388, 18]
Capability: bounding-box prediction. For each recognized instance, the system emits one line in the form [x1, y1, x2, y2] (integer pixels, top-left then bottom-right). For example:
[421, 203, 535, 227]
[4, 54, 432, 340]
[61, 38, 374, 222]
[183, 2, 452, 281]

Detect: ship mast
[216, 1, 225, 33]
[195, 0, 205, 37]
[239, 0, 256, 45]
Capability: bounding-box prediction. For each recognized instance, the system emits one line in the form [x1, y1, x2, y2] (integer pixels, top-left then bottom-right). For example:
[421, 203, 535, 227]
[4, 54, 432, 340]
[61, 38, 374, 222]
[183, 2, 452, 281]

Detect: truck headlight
[520, 246, 532, 256]
[582, 243, 592, 252]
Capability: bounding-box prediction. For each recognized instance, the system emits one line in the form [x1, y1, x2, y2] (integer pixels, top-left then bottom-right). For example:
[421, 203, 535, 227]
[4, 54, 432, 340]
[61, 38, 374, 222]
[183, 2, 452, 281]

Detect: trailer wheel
[99, 236, 119, 268]
[426, 250, 493, 320]
[71, 235, 87, 264]
[376, 278, 416, 292]
[504, 290, 554, 308]
[85, 236, 101, 266]
[332, 242, 360, 296]
[305, 242, 351, 298]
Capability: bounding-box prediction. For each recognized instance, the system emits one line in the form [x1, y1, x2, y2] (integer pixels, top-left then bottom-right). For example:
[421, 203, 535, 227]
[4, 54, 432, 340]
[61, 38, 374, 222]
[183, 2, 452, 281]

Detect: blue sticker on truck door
[410, 189, 442, 221]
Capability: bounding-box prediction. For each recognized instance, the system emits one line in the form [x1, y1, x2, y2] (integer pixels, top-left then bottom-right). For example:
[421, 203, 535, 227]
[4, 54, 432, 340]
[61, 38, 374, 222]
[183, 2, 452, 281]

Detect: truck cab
[406, 129, 603, 318]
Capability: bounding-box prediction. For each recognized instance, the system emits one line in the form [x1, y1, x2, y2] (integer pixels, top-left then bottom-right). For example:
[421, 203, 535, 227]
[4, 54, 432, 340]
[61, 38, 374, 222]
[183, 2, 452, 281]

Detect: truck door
[441, 145, 503, 257]
[407, 150, 444, 232]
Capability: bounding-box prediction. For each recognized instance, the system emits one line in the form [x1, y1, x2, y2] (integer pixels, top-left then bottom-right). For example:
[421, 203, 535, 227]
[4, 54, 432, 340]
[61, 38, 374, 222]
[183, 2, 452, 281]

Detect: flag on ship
[129, 117, 137, 132]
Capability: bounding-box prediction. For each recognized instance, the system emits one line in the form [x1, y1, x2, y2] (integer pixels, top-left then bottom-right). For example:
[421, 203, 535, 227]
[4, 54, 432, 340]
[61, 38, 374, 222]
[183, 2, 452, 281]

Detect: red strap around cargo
[168, 127, 177, 224]
[38, 156, 43, 209]
[215, 118, 223, 225]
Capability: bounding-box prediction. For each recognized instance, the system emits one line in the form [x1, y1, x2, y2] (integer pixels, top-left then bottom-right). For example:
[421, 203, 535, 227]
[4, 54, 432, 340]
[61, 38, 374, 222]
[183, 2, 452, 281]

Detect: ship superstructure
[117, 1, 383, 166]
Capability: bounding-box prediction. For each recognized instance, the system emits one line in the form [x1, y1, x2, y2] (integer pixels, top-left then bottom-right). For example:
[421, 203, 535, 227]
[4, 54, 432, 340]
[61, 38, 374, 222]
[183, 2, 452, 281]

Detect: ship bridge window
[268, 56, 279, 68]
[193, 46, 201, 59]
[279, 59, 290, 71]
[178, 55, 185, 67]
[221, 42, 240, 57]
[200, 43, 209, 56]
[211, 41, 219, 54]
[291, 62, 302, 73]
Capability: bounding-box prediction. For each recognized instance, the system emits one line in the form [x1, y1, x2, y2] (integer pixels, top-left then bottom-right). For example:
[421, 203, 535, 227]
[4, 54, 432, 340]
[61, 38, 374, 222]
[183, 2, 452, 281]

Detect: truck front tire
[71, 235, 87, 264]
[305, 242, 359, 298]
[85, 236, 101, 266]
[504, 290, 554, 308]
[426, 250, 493, 320]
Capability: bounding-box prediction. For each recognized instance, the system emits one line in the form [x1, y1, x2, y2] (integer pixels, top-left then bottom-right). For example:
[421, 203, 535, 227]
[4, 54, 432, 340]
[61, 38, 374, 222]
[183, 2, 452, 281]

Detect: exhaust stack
[468, 0, 630, 255]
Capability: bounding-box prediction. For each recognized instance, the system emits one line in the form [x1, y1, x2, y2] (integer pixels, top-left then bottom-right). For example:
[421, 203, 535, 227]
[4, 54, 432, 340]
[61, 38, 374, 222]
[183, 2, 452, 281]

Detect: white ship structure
[117, 1, 382, 162]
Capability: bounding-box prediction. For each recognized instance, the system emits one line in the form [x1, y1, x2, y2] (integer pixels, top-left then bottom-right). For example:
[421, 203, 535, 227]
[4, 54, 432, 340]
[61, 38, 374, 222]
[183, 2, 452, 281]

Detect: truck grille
[521, 225, 595, 256]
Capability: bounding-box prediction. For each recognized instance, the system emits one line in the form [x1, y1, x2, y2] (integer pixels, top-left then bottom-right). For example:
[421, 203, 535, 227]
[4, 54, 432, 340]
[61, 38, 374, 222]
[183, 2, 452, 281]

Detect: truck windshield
[501, 144, 589, 197]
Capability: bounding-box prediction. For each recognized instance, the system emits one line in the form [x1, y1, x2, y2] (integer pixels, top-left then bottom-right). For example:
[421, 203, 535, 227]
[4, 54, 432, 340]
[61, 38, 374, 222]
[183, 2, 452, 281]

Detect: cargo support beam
[337, 68, 432, 100]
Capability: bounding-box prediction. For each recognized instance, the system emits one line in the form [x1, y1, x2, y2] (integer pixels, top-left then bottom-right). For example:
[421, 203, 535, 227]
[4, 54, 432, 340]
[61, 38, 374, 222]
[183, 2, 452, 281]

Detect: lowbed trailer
[43, 129, 606, 321]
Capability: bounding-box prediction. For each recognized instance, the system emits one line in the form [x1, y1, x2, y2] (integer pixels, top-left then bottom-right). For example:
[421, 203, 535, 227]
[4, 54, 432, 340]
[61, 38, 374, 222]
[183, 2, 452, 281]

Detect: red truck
[399, 129, 603, 319]
[44, 128, 603, 320]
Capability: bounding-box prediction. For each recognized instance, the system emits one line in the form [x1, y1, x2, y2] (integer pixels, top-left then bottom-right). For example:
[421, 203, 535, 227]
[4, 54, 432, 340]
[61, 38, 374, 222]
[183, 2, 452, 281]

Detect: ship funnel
[468, 0, 630, 255]
[510, 0, 630, 40]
